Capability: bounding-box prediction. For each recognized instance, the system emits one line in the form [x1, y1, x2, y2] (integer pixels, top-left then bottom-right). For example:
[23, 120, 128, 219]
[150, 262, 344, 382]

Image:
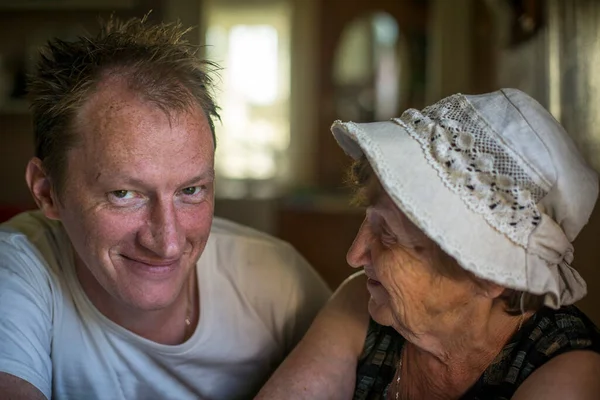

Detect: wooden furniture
[277, 200, 364, 289]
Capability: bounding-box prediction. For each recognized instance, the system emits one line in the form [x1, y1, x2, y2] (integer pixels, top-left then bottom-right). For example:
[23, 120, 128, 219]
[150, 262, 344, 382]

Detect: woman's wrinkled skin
[347, 191, 523, 398]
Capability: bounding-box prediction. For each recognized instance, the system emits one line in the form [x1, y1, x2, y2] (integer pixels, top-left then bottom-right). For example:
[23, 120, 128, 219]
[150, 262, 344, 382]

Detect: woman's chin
[367, 297, 395, 327]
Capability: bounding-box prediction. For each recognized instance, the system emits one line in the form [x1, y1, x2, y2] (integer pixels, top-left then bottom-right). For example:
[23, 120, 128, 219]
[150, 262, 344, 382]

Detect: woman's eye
[378, 225, 397, 246]
[381, 231, 397, 245]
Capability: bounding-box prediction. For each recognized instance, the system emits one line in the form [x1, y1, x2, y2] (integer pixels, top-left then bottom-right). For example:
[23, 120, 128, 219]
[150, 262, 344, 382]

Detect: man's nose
[138, 200, 185, 260]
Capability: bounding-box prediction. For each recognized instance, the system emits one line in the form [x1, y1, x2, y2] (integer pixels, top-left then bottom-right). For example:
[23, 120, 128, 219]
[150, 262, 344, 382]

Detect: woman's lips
[363, 268, 381, 286]
[367, 278, 381, 286]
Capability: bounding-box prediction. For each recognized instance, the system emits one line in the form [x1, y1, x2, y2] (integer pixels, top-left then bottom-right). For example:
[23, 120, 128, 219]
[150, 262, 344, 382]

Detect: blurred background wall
[0, 0, 599, 322]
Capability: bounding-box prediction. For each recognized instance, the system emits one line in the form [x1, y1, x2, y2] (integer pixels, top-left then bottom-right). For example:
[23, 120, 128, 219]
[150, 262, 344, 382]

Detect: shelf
[0, 0, 137, 10]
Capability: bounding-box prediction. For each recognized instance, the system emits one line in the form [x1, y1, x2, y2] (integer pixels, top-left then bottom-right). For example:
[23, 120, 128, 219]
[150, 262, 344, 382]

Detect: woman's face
[347, 191, 481, 340]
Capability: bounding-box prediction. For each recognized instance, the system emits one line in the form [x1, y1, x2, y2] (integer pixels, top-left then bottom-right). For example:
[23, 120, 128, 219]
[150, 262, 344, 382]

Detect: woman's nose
[346, 218, 371, 268]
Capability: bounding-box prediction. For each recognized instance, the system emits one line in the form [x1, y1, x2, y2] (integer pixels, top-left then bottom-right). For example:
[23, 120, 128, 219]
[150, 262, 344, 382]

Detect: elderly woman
[256, 89, 600, 399]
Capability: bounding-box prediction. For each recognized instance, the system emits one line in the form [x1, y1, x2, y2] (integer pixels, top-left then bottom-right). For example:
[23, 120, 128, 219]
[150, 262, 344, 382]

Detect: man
[0, 16, 330, 399]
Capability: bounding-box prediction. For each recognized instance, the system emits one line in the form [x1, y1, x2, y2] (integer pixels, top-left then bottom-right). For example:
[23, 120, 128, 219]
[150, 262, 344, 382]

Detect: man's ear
[25, 157, 60, 220]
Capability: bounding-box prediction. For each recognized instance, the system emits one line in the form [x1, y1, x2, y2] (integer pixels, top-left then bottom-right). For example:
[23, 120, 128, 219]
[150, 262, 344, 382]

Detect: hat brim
[331, 119, 571, 306]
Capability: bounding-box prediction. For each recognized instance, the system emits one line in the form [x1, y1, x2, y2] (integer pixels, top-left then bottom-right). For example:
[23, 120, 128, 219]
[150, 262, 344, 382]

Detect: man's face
[54, 81, 215, 311]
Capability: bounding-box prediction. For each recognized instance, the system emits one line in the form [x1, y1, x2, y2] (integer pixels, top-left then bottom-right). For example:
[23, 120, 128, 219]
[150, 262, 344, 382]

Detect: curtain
[495, 0, 600, 171]
[548, 0, 600, 171]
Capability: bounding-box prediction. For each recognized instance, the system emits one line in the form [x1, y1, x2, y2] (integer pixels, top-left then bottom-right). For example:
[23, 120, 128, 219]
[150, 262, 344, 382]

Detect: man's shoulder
[204, 217, 331, 349]
[1, 210, 61, 244]
[205, 216, 328, 298]
[207, 217, 303, 274]
[0, 210, 68, 280]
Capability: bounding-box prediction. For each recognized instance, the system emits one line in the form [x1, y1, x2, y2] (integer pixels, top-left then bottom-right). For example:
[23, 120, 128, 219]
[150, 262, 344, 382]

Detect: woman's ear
[476, 279, 506, 299]
[25, 157, 60, 220]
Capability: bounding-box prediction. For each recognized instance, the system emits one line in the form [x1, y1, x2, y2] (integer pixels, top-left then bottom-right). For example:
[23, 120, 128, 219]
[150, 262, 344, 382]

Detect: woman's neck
[396, 301, 530, 399]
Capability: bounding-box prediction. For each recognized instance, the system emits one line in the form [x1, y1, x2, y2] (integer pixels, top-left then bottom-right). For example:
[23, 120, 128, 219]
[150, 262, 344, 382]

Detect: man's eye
[179, 186, 209, 203]
[112, 190, 131, 199]
[182, 186, 200, 195]
[182, 186, 209, 197]
[108, 190, 136, 202]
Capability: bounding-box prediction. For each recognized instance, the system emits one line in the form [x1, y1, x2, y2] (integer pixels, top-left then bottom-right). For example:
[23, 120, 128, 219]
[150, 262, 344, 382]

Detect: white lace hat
[331, 88, 598, 308]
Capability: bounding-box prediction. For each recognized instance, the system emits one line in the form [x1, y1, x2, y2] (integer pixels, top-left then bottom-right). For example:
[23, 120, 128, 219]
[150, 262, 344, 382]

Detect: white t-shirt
[0, 211, 331, 399]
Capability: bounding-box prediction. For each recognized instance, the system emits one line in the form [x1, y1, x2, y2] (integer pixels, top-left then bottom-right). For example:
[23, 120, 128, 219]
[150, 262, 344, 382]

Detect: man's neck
[74, 258, 199, 345]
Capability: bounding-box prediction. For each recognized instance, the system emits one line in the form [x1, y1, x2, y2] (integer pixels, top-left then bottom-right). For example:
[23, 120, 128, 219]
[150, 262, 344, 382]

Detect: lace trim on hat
[393, 94, 547, 248]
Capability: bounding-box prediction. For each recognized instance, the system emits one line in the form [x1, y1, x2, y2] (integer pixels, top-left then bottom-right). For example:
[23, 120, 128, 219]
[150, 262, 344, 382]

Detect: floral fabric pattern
[392, 94, 547, 248]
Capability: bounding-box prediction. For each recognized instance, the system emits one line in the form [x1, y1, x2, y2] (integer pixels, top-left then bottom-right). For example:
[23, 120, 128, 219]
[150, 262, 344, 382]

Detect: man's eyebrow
[180, 168, 215, 188]
[112, 168, 215, 189]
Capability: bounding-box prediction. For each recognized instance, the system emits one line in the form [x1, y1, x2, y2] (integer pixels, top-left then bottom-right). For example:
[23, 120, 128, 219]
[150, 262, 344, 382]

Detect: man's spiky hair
[28, 14, 221, 194]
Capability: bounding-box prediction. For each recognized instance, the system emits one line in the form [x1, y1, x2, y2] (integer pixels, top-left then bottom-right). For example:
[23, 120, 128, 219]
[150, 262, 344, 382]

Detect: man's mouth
[120, 255, 181, 277]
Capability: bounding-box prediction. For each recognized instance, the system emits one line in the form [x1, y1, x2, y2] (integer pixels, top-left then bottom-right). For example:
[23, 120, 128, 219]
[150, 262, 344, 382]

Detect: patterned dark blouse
[354, 306, 600, 400]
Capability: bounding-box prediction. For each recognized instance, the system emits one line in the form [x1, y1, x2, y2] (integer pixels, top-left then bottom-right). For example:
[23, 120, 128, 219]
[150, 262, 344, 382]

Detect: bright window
[205, 3, 291, 198]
